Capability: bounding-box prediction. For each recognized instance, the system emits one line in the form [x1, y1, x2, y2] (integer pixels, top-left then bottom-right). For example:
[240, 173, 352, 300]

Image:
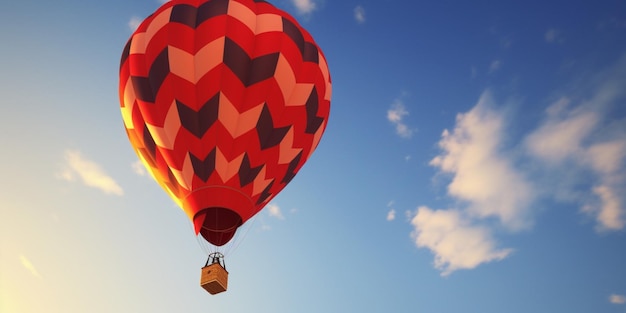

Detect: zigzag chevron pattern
[119, 0, 331, 246]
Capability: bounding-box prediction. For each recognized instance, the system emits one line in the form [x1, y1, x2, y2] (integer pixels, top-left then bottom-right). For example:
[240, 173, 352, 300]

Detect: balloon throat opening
[194, 207, 242, 247]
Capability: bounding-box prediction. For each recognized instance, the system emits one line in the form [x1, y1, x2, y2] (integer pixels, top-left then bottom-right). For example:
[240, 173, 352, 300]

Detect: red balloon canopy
[119, 0, 331, 246]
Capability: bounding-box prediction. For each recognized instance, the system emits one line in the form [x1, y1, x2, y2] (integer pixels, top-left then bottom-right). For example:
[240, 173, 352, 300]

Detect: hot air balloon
[119, 0, 331, 294]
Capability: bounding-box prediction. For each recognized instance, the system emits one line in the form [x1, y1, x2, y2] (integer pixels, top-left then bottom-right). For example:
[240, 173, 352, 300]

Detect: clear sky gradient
[1, 0, 626, 312]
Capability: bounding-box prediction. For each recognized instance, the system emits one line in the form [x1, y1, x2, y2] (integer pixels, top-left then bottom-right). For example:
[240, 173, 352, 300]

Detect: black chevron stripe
[223, 38, 280, 87]
[131, 48, 169, 103]
[305, 87, 324, 134]
[143, 125, 157, 159]
[197, 0, 230, 26]
[190, 149, 217, 182]
[255, 180, 274, 205]
[170, 0, 230, 29]
[177, 94, 219, 138]
[149, 48, 170, 97]
[165, 168, 180, 197]
[282, 17, 305, 56]
[256, 103, 291, 149]
[281, 17, 320, 64]
[120, 39, 131, 72]
[238, 154, 264, 187]
[126, 129, 152, 164]
[303, 42, 319, 63]
[138, 148, 156, 168]
[131, 76, 153, 103]
[281, 151, 302, 184]
[170, 4, 198, 28]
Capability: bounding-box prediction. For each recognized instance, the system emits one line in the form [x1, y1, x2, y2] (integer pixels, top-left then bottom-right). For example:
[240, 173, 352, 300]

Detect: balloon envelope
[119, 0, 331, 246]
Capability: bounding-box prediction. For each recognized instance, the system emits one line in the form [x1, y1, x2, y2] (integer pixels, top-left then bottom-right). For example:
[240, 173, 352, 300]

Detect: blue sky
[1, 0, 626, 312]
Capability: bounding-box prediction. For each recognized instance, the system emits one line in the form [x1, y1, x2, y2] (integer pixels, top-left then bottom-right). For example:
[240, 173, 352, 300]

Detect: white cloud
[588, 185, 624, 230]
[524, 56, 626, 231]
[132, 160, 147, 176]
[417, 91, 530, 275]
[387, 100, 407, 123]
[387, 209, 396, 221]
[20, 255, 41, 279]
[489, 60, 501, 73]
[354, 5, 366, 23]
[525, 101, 599, 163]
[414, 54, 626, 276]
[411, 207, 512, 276]
[291, 0, 317, 15]
[430, 91, 534, 230]
[128, 16, 142, 31]
[387, 99, 414, 138]
[586, 140, 626, 174]
[267, 203, 285, 220]
[59, 150, 124, 196]
[386, 200, 396, 221]
[610, 294, 626, 304]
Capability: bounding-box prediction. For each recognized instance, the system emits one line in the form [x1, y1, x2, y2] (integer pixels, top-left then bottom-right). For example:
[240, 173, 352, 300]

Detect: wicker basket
[200, 263, 228, 294]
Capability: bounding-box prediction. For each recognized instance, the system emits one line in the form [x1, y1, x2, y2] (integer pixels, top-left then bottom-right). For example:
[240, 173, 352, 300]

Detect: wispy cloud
[386, 201, 396, 221]
[354, 5, 366, 23]
[416, 54, 626, 275]
[417, 91, 532, 275]
[387, 98, 414, 138]
[291, 0, 317, 15]
[489, 60, 502, 73]
[267, 203, 285, 220]
[610, 294, 626, 304]
[132, 160, 147, 176]
[525, 56, 626, 231]
[431, 91, 534, 230]
[588, 185, 624, 230]
[128, 16, 142, 31]
[411, 207, 512, 276]
[20, 255, 41, 279]
[59, 150, 124, 196]
[598, 18, 626, 31]
[470, 66, 478, 79]
[525, 98, 598, 163]
[587, 141, 626, 175]
[387, 209, 396, 221]
[545, 28, 564, 43]
[500, 36, 513, 49]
